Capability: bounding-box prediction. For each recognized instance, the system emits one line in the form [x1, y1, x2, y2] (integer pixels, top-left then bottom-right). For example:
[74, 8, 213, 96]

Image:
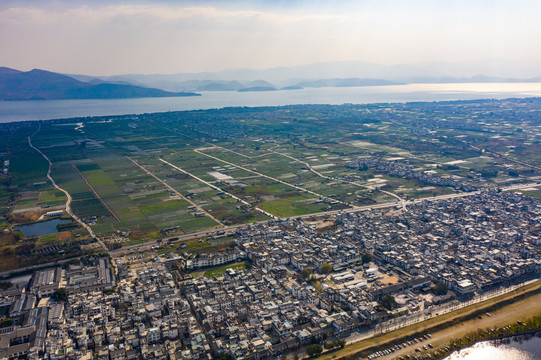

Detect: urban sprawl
[0, 190, 539, 359]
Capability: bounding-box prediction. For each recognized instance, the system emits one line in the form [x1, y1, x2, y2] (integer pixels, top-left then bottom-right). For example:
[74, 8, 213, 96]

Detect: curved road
[28, 128, 107, 251]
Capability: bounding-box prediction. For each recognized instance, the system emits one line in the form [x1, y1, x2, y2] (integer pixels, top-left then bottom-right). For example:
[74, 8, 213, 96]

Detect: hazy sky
[1, 0, 540, 75]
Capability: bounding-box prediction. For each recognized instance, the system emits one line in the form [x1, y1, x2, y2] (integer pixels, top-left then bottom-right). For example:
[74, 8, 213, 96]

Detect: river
[1, 83, 541, 123]
[444, 334, 541, 360]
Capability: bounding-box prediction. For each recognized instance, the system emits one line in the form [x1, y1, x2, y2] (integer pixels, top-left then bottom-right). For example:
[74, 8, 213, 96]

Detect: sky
[0, 0, 540, 76]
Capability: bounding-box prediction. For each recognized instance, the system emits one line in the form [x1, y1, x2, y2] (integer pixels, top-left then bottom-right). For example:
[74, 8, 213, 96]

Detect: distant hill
[0, 68, 200, 100]
[294, 78, 402, 88]
[75, 60, 541, 90]
[173, 80, 245, 91]
[237, 86, 277, 92]
[280, 85, 303, 90]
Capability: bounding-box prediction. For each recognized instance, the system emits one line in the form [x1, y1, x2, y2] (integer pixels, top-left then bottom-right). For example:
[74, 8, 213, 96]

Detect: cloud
[0, 1, 540, 75]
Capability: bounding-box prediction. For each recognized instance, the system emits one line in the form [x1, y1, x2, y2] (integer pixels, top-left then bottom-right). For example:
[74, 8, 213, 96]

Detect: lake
[1, 83, 541, 123]
[14, 218, 73, 237]
[444, 334, 541, 360]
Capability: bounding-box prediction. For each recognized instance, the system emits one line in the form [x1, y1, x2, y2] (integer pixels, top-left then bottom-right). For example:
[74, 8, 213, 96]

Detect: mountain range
[0, 67, 200, 100]
[2, 60, 540, 100]
[67, 60, 541, 93]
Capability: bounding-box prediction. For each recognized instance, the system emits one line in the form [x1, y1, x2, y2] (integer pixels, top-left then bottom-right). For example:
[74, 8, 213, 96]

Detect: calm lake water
[1, 83, 541, 123]
[444, 335, 541, 360]
[14, 218, 73, 237]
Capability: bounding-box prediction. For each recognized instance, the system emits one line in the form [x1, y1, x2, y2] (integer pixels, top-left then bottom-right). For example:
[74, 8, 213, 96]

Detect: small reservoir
[14, 218, 74, 237]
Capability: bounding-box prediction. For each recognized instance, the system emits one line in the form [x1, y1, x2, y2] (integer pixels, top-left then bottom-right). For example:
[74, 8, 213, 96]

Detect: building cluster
[0, 257, 115, 359]
[354, 190, 541, 293]
[346, 157, 477, 191]
[0, 190, 539, 359]
[182, 261, 376, 359]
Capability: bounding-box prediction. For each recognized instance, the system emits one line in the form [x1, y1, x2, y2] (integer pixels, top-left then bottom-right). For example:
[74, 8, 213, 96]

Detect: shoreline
[2, 87, 541, 123]
[427, 322, 541, 360]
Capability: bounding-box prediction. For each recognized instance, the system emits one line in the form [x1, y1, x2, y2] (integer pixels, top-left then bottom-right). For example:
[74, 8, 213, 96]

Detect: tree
[508, 170, 519, 177]
[324, 339, 346, 350]
[362, 253, 372, 264]
[0, 281, 12, 290]
[321, 263, 332, 274]
[301, 268, 312, 280]
[481, 169, 498, 178]
[15, 243, 34, 255]
[432, 282, 448, 295]
[53, 287, 68, 302]
[306, 344, 323, 357]
[381, 295, 398, 310]
[215, 353, 233, 360]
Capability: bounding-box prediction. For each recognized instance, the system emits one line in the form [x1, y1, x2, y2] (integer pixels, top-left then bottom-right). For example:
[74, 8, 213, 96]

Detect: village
[0, 189, 539, 359]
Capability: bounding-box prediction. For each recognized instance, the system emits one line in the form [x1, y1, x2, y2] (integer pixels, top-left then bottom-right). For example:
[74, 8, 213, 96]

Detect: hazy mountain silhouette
[66, 60, 541, 92]
[0, 68, 200, 100]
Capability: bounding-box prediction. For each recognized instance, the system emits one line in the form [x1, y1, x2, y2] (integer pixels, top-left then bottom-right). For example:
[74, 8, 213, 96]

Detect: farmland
[1, 98, 541, 269]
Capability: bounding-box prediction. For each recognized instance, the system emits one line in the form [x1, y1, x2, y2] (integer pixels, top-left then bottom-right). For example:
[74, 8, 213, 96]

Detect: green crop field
[203, 263, 248, 278]
[1, 99, 541, 270]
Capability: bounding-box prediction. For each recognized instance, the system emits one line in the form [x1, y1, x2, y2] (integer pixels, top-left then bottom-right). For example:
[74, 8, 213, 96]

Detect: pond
[14, 218, 74, 237]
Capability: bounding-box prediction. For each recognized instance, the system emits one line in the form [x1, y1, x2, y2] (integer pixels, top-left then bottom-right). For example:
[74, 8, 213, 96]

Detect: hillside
[0, 68, 200, 100]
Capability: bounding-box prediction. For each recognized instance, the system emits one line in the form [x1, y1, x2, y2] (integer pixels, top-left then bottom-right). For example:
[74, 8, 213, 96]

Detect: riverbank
[315, 279, 541, 360]
[442, 333, 541, 360]
[421, 318, 541, 359]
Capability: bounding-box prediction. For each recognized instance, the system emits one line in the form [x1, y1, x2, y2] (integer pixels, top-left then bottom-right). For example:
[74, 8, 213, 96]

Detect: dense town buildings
[0, 190, 539, 359]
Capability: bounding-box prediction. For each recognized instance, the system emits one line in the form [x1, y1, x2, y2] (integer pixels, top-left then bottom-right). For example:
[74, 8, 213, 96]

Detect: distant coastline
[1, 83, 541, 123]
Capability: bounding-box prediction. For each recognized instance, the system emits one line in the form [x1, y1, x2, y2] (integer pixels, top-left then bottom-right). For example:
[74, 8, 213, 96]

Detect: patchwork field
[1, 98, 540, 268]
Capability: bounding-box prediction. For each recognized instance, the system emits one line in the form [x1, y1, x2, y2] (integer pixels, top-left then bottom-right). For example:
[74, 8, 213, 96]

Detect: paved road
[0, 256, 82, 278]
[110, 181, 540, 256]
[9, 136, 541, 277]
[269, 149, 407, 211]
[109, 222, 257, 256]
[468, 144, 541, 172]
[194, 148, 352, 207]
[159, 158, 278, 220]
[127, 156, 224, 226]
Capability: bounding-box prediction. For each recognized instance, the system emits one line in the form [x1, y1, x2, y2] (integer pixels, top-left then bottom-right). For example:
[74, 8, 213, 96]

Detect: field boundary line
[159, 158, 278, 220]
[27, 124, 107, 250]
[194, 147, 353, 208]
[72, 164, 120, 222]
[126, 157, 224, 227]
